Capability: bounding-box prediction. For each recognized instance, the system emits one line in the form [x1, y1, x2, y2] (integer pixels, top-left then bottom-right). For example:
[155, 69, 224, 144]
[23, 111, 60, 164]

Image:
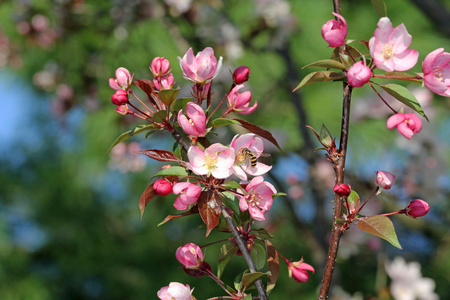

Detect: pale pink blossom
[151, 57, 171, 77]
[232, 66, 251, 84]
[172, 182, 201, 210]
[347, 61, 372, 87]
[285, 258, 315, 283]
[376, 171, 395, 190]
[177, 102, 207, 137]
[178, 47, 223, 84]
[386, 113, 422, 139]
[153, 73, 174, 91]
[230, 134, 271, 180]
[238, 176, 276, 221]
[153, 179, 173, 196]
[111, 90, 129, 106]
[176, 243, 204, 269]
[187, 144, 235, 179]
[109, 67, 133, 90]
[422, 48, 450, 97]
[321, 12, 347, 47]
[404, 199, 430, 218]
[369, 17, 419, 72]
[157, 282, 195, 300]
[227, 84, 257, 115]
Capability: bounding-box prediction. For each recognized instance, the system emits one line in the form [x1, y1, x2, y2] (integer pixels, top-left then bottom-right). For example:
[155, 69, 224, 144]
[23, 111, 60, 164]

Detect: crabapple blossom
[177, 102, 207, 137]
[232, 66, 251, 84]
[369, 17, 419, 72]
[404, 199, 430, 218]
[187, 144, 235, 179]
[172, 182, 202, 210]
[285, 258, 315, 283]
[376, 171, 395, 190]
[153, 179, 173, 196]
[230, 134, 271, 180]
[386, 113, 422, 139]
[116, 104, 132, 115]
[321, 12, 347, 47]
[111, 89, 129, 106]
[422, 48, 450, 97]
[154, 73, 174, 90]
[109, 67, 133, 90]
[157, 282, 195, 300]
[227, 84, 258, 115]
[346, 61, 372, 87]
[176, 243, 204, 269]
[333, 184, 351, 197]
[238, 176, 276, 221]
[178, 47, 223, 84]
[151, 57, 171, 77]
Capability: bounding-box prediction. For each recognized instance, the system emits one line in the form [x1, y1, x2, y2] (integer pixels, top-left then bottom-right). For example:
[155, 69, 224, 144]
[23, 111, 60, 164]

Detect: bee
[238, 148, 258, 168]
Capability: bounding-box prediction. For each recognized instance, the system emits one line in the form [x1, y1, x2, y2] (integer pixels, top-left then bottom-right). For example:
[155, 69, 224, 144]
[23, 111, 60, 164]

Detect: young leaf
[136, 149, 183, 163]
[218, 242, 238, 278]
[132, 78, 155, 98]
[139, 183, 157, 219]
[152, 166, 188, 178]
[371, 0, 387, 18]
[357, 215, 402, 249]
[106, 124, 159, 154]
[222, 180, 243, 190]
[209, 118, 240, 128]
[158, 88, 180, 107]
[158, 205, 199, 226]
[302, 59, 346, 70]
[293, 71, 346, 91]
[253, 228, 274, 240]
[242, 271, 268, 288]
[380, 84, 428, 120]
[170, 97, 192, 113]
[251, 242, 267, 270]
[233, 118, 283, 152]
[197, 191, 222, 237]
[266, 241, 279, 294]
[331, 45, 363, 62]
[220, 191, 241, 220]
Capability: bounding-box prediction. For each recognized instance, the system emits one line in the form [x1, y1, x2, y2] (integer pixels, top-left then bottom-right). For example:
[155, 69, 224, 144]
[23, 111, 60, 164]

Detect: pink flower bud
[151, 57, 171, 77]
[153, 73, 174, 91]
[285, 258, 315, 283]
[177, 102, 207, 137]
[405, 199, 430, 218]
[176, 243, 204, 269]
[333, 184, 351, 197]
[376, 171, 395, 190]
[227, 84, 257, 115]
[232, 66, 251, 84]
[321, 12, 347, 47]
[109, 67, 133, 90]
[347, 61, 372, 87]
[177, 47, 223, 84]
[422, 48, 450, 97]
[116, 104, 131, 115]
[157, 282, 195, 300]
[386, 113, 422, 139]
[111, 90, 129, 106]
[172, 182, 202, 210]
[153, 179, 173, 196]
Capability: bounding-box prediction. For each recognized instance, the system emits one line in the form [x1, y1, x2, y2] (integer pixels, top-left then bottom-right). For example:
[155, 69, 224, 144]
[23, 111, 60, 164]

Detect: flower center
[382, 44, 394, 60]
[204, 152, 218, 168]
[433, 66, 445, 81]
[248, 193, 263, 209]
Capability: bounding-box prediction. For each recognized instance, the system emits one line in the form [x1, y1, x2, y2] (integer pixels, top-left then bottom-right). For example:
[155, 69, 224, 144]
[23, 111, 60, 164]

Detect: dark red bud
[232, 66, 251, 84]
[111, 90, 129, 106]
[333, 184, 351, 197]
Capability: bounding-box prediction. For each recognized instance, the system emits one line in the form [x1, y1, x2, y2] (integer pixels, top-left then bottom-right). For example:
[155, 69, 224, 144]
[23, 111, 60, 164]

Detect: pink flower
[111, 90, 129, 106]
[404, 199, 430, 218]
[153, 73, 175, 91]
[177, 102, 207, 137]
[422, 48, 450, 97]
[227, 84, 257, 115]
[153, 179, 173, 196]
[172, 182, 202, 210]
[238, 176, 276, 221]
[321, 12, 347, 47]
[347, 61, 372, 87]
[109, 67, 133, 90]
[386, 113, 422, 139]
[151, 57, 171, 77]
[285, 259, 315, 283]
[376, 171, 395, 190]
[232, 66, 251, 84]
[116, 104, 132, 115]
[177, 47, 223, 84]
[176, 243, 204, 269]
[157, 282, 195, 300]
[369, 17, 419, 72]
[187, 144, 235, 179]
[333, 184, 351, 197]
[230, 134, 271, 180]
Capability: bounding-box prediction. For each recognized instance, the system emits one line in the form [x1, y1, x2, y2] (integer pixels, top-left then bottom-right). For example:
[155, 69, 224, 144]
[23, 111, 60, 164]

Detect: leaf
[331, 45, 363, 62]
[170, 97, 192, 113]
[218, 242, 238, 278]
[222, 180, 243, 190]
[303, 59, 346, 70]
[209, 118, 240, 128]
[152, 110, 167, 123]
[220, 191, 241, 220]
[139, 183, 157, 219]
[293, 71, 346, 91]
[242, 271, 268, 288]
[266, 241, 279, 294]
[106, 124, 159, 154]
[357, 215, 402, 249]
[133, 78, 155, 98]
[152, 166, 188, 178]
[382, 72, 423, 84]
[251, 242, 267, 270]
[380, 84, 428, 120]
[233, 118, 283, 152]
[136, 149, 183, 163]
[197, 191, 222, 237]
[158, 88, 180, 107]
[370, 0, 387, 17]
[158, 205, 199, 226]
[253, 228, 274, 240]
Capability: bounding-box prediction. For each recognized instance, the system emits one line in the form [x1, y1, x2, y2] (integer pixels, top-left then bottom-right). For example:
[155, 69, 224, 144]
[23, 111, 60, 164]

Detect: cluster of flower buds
[150, 57, 175, 90]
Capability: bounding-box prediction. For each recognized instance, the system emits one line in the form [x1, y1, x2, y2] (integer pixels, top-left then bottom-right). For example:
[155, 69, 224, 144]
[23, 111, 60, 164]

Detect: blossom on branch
[404, 199, 430, 218]
[109, 67, 133, 90]
[227, 84, 257, 115]
[187, 144, 235, 179]
[386, 113, 422, 139]
[238, 176, 276, 221]
[376, 171, 395, 190]
[285, 258, 315, 283]
[178, 47, 223, 84]
[346, 61, 372, 87]
[177, 102, 207, 137]
[157, 282, 195, 300]
[176, 243, 204, 269]
[422, 48, 450, 97]
[172, 182, 202, 210]
[321, 12, 347, 47]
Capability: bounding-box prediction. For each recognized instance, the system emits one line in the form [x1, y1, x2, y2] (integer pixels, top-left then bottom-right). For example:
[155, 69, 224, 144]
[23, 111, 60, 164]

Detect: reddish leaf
[357, 215, 402, 249]
[136, 149, 182, 163]
[132, 78, 155, 98]
[139, 184, 157, 219]
[266, 241, 279, 294]
[233, 119, 283, 152]
[158, 205, 199, 226]
[197, 191, 222, 237]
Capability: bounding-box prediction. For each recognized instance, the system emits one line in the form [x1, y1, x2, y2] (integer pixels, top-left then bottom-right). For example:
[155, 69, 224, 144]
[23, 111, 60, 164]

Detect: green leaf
[331, 45, 363, 62]
[303, 59, 346, 70]
[357, 215, 402, 249]
[371, 0, 387, 17]
[209, 118, 240, 128]
[170, 97, 192, 113]
[293, 71, 346, 91]
[222, 180, 243, 190]
[152, 110, 167, 123]
[253, 228, 274, 240]
[380, 84, 428, 120]
[218, 242, 238, 278]
[221, 191, 241, 220]
[242, 271, 267, 288]
[152, 166, 188, 177]
[251, 242, 267, 270]
[106, 124, 159, 154]
[158, 88, 180, 107]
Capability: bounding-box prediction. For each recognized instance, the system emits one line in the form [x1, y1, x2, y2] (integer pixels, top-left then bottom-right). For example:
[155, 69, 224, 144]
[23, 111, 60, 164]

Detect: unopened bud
[333, 184, 351, 197]
[153, 179, 174, 196]
[232, 66, 251, 84]
[405, 199, 429, 218]
[111, 90, 129, 106]
[376, 171, 395, 190]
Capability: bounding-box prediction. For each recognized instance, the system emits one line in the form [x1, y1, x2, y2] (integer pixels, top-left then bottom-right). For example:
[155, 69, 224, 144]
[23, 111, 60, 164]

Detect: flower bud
[176, 243, 204, 269]
[111, 90, 129, 106]
[157, 282, 195, 300]
[376, 171, 395, 190]
[153, 179, 173, 196]
[116, 104, 131, 115]
[321, 12, 347, 47]
[347, 61, 372, 87]
[284, 258, 315, 283]
[151, 57, 171, 77]
[232, 66, 251, 84]
[405, 199, 430, 218]
[333, 184, 351, 197]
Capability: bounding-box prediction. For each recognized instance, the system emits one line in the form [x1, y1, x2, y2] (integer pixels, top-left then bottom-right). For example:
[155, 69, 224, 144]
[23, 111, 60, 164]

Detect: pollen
[204, 152, 218, 168]
[382, 44, 394, 60]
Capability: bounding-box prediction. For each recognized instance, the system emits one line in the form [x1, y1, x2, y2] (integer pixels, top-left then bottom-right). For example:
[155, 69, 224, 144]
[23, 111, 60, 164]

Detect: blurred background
[0, 0, 449, 299]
